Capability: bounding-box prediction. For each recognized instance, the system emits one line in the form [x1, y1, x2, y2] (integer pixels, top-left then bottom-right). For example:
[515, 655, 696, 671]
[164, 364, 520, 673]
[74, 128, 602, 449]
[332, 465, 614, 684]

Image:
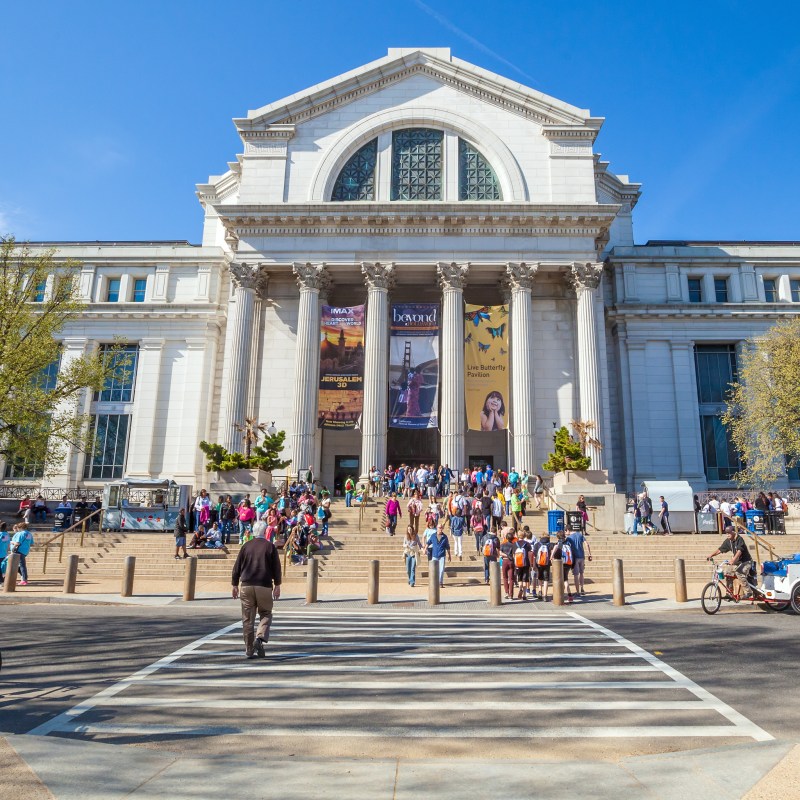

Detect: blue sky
[1, 0, 798, 244]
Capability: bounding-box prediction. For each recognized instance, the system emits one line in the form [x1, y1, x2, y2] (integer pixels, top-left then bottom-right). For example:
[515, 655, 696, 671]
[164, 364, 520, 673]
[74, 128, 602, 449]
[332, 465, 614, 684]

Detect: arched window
[458, 139, 501, 200]
[331, 139, 377, 201]
[391, 128, 443, 200]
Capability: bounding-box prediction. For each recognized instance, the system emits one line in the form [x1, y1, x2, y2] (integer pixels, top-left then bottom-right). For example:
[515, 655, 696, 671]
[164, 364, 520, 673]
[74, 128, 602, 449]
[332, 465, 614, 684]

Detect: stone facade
[5, 48, 800, 495]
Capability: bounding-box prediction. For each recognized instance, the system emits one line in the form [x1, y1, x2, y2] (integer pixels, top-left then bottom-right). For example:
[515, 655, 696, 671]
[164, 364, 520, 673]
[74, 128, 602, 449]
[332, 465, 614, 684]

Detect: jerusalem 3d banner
[389, 303, 440, 429]
[318, 304, 365, 430]
[464, 304, 509, 431]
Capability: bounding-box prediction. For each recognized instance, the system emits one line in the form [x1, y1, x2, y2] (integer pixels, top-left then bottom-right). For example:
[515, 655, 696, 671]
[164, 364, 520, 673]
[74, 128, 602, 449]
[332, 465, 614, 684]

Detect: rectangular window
[84, 414, 130, 479]
[687, 278, 702, 303]
[4, 454, 45, 480]
[700, 415, 741, 482]
[95, 344, 138, 402]
[788, 461, 800, 483]
[106, 278, 121, 302]
[33, 281, 47, 302]
[763, 278, 778, 302]
[695, 344, 738, 405]
[714, 278, 729, 303]
[36, 353, 62, 391]
[791, 279, 800, 303]
[132, 278, 146, 302]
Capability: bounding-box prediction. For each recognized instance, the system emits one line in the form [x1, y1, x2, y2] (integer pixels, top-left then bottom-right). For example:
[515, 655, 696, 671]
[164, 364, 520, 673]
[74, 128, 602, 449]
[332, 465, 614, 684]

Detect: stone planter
[551, 470, 625, 533]
[207, 469, 273, 498]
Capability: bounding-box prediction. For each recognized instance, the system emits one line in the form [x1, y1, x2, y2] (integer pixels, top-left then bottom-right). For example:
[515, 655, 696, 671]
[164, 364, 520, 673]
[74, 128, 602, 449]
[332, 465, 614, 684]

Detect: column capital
[185, 338, 208, 351]
[361, 261, 395, 291]
[138, 337, 166, 351]
[506, 262, 538, 290]
[437, 261, 469, 290]
[229, 261, 259, 291]
[292, 262, 331, 292]
[570, 261, 604, 291]
[60, 336, 89, 352]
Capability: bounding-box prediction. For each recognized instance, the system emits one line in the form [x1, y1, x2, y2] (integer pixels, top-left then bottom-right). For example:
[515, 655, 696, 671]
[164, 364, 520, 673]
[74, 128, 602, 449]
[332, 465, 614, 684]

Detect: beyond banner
[464, 304, 509, 431]
[389, 303, 440, 429]
[318, 304, 365, 430]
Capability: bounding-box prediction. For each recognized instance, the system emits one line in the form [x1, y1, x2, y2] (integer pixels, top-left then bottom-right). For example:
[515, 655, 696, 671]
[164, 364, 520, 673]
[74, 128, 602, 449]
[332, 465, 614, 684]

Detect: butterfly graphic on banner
[486, 324, 506, 339]
[465, 307, 490, 327]
[498, 307, 509, 317]
[499, 347, 507, 355]
[464, 332, 473, 344]
[478, 342, 491, 353]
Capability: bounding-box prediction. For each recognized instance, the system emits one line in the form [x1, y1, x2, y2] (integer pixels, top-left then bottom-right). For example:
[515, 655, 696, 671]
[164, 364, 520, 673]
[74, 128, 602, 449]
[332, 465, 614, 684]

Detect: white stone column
[291, 262, 328, 480]
[507, 262, 537, 477]
[125, 338, 166, 478]
[438, 262, 469, 472]
[220, 262, 257, 453]
[571, 262, 605, 469]
[246, 272, 268, 418]
[360, 262, 394, 479]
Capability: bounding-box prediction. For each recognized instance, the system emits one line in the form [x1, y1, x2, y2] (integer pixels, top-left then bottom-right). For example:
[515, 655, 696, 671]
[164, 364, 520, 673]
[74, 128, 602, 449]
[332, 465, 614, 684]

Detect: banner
[318, 305, 365, 430]
[389, 303, 440, 429]
[464, 304, 509, 431]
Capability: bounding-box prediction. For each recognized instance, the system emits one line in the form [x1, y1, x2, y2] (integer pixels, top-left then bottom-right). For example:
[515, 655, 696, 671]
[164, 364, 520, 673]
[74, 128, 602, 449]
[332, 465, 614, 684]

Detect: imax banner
[389, 303, 440, 429]
[318, 304, 365, 430]
[464, 304, 509, 431]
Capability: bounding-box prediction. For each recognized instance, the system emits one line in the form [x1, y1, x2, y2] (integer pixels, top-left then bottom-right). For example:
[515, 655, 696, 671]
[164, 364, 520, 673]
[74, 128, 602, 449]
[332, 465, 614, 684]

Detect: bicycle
[701, 558, 791, 614]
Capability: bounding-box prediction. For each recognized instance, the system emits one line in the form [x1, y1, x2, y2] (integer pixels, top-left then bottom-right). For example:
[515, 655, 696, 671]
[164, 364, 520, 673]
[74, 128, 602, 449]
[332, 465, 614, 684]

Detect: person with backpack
[513, 534, 532, 600]
[344, 476, 355, 508]
[553, 531, 575, 602]
[534, 533, 553, 601]
[470, 505, 485, 556]
[450, 510, 465, 561]
[481, 527, 500, 584]
[479, 490, 492, 535]
[499, 530, 517, 599]
[490, 492, 504, 532]
[566, 527, 592, 597]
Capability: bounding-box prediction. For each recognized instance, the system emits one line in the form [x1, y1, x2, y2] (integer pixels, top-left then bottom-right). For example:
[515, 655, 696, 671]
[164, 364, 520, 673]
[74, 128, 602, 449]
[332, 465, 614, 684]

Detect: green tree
[542, 426, 591, 473]
[722, 318, 800, 487]
[0, 237, 123, 476]
[199, 430, 290, 472]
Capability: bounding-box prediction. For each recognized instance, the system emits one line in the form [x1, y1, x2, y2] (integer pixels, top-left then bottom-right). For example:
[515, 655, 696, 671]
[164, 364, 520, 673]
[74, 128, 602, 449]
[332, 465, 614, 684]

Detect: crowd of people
[0, 520, 35, 585]
[696, 491, 790, 533]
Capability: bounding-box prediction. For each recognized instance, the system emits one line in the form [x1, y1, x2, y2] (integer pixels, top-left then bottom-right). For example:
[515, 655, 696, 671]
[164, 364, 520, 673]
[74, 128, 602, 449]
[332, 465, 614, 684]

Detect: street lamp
[267, 421, 277, 436]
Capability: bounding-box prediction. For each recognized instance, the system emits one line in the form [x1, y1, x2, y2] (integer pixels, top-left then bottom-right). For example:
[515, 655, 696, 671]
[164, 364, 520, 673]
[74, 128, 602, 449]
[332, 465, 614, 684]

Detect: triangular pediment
[234, 48, 602, 134]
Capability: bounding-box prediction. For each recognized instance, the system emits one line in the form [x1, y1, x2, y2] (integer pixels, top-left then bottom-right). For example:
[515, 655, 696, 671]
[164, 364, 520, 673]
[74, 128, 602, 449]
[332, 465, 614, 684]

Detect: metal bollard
[674, 557, 688, 603]
[121, 555, 136, 597]
[3, 553, 20, 592]
[552, 558, 564, 606]
[428, 558, 440, 605]
[368, 559, 379, 605]
[489, 560, 502, 606]
[183, 556, 197, 601]
[613, 558, 626, 606]
[63, 554, 79, 594]
[306, 556, 319, 604]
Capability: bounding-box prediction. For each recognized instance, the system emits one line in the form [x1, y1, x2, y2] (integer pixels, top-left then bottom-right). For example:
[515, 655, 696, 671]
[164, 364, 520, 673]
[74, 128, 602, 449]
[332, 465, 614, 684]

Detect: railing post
[428, 558, 440, 605]
[42, 544, 49, 574]
[674, 557, 688, 603]
[489, 560, 501, 606]
[183, 556, 198, 601]
[59, 532, 65, 563]
[63, 554, 79, 594]
[121, 555, 136, 597]
[80, 519, 86, 547]
[368, 559, 379, 605]
[306, 556, 319, 604]
[552, 558, 564, 606]
[3, 553, 20, 592]
[613, 558, 626, 606]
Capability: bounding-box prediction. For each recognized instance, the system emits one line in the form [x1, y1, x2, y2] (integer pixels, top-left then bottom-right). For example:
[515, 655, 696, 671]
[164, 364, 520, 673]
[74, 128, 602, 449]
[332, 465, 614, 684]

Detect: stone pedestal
[208, 469, 274, 499]
[551, 470, 626, 532]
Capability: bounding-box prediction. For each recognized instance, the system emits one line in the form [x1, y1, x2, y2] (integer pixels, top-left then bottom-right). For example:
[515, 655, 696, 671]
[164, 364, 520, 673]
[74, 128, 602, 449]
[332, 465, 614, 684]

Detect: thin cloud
[412, 0, 536, 84]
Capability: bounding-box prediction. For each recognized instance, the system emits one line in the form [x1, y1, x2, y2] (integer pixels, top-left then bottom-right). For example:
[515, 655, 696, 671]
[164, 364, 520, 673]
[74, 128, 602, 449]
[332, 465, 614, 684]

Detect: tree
[0, 237, 123, 476]
[233, 416, 268, 460]
[542, 426, 591, 473]
[199, 430, 291, 473]
[722, 318, 800, 487]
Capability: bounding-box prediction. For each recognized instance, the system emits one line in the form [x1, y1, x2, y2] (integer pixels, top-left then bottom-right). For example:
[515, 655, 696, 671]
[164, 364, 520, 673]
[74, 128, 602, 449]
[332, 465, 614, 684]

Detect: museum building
[8, 47, 800, 495]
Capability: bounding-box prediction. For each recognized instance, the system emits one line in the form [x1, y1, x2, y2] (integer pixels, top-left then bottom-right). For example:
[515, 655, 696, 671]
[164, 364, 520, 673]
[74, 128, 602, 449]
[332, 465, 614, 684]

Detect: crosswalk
[28, 609, 772, 746]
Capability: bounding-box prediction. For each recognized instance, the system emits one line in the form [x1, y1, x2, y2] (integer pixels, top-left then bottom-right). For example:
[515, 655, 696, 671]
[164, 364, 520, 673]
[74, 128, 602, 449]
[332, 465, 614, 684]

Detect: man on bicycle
[707, 526, 753, 599]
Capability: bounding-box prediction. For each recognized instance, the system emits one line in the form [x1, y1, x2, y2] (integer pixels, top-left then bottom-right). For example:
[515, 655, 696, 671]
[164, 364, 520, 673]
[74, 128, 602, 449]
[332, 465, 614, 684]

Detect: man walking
[658, 495, 672, 535]
[231, 521, 282, 658]
[174, 508, 189, 559]
[10, 523, 34, 585]
[566, 525, 592, 597]
[429, 525, 451, 588]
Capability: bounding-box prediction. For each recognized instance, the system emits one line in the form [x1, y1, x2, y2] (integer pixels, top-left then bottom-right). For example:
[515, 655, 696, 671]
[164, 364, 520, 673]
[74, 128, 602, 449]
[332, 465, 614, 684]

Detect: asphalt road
[1, 602, 798, 760]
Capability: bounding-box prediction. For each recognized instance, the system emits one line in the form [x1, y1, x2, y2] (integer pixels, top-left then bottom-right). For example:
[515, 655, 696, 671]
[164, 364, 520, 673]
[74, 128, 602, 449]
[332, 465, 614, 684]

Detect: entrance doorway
[334, 455, 359, 496]
[387, 429, 439, 468]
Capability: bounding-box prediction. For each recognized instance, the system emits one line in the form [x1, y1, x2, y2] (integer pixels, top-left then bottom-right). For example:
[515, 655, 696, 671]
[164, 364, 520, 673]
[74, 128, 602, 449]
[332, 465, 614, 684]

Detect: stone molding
[437, 261, 470, 291]
[570, 261, 604, 291]
[361, 261, 395, 290]
[292, 262, 330, 292]
[506, 262, 539, 291]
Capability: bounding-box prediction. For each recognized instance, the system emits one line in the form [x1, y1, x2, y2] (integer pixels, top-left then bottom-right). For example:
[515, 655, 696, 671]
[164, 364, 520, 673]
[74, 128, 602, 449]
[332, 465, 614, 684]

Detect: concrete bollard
[306, 556, 319, 604]
[3, 553, 20, 592]
[368, 559, 379, 605]
[489, 560, 502, 606]
[183, 556, 198, 601]
[674, 557, 688, 603]
[428, 558, 440, 605]
[552, 558, 564, 606]
[121, 555, 136, 597]
[63, 554, 79, 594]
[613, 558, 626, 606]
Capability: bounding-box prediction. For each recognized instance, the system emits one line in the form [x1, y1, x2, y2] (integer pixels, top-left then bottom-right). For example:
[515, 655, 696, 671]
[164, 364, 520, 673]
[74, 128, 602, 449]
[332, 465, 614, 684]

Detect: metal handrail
[40, 507, 104, 574]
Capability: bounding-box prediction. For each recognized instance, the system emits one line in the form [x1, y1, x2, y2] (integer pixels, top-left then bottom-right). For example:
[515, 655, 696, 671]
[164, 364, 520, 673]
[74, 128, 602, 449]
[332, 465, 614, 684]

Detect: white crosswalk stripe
[28, 609, 772, 743]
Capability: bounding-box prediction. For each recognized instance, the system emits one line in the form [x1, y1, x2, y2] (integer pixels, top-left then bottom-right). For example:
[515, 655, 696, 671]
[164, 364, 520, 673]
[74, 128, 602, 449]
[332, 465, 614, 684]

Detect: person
[470, 504, 485, 555]
[708, 525, 753, 599]
[499, 529, 516, 600]
[658, 495, 672, 535]
[512, 532, 532, 600]
[344, 475, 355, 508]
[631, 497, 642, 536]
[188, 524, 208, 549]
[479, 391, 506, 431]
[533, 474, 545, 509]
[303, 465, 314, 488]
[237, 498, 256, 542]
[422, 519, 437, 564]
[33, 494, 49, 522]
[449, 510, 465, 561]
[534, 533, 553, 601]
[402, 525, 423, 587]
[553, 530, 574, 602]
[503, 483, 513, 516]
[385, 492, 401, 536]
[490, 492, 504, 533]
[194, 489, 211, 528]
[10, 522, 34, 585]
[17, 495, 32, 518]
[576, 495, 589, 532]
[509, 490, 523, 532]
[407, 491, 423, 535]
[428, 525, 451, 588]
[219, 496, 237, 544]
[255, 489, 272, 522]
[0, 522, 11, 581]
[174, 508, 189, 559]
[231, 521, 282, 659]
[567, 526, 592, 597]
[481, 527, 500, 584]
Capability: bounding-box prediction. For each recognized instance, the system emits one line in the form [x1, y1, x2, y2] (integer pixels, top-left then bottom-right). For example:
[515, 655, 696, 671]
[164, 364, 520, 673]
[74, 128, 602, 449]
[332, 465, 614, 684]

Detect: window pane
[458, 139, 501, 200]
[133, 279, 146, 302]
[107, 278, 121, 302]
[35, 353, 62, 391]
[763, 278, 777, 302]
[391, 128, 443, 201]
[96, 344, 138, 402]
[714, 278, 728, 303]
[331, 139, 377, 201]
[84, 414, 129, 479]
[688, 278, 702, 303]
[700, 415, 741, 482]
[791, 279, 800, 303]
[33, 281, 47, 302]
[695, 344, 737, 404]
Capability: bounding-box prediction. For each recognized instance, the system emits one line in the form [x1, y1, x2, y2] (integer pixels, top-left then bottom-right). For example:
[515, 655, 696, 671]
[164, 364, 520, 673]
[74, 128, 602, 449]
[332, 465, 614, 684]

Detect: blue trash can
[547, 510, 565, 534]
[745, 509, 765, 535]
[52, 506, 73, 532]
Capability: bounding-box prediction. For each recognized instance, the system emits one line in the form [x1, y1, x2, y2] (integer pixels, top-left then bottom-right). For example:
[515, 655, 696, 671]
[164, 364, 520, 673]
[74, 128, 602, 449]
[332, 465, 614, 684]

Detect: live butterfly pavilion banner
[464, 304, 510, 431]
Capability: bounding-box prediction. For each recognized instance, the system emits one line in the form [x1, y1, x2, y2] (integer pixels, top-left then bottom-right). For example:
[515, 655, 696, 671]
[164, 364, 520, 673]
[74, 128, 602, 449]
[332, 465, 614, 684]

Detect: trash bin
[697, 512, 719, 533]
[566, 510, 583, 532]
[745, 509, 766, 536]
[768, 510, 786, 535]
[52, 506, 73, 532]
[547, 510, 565, 534]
